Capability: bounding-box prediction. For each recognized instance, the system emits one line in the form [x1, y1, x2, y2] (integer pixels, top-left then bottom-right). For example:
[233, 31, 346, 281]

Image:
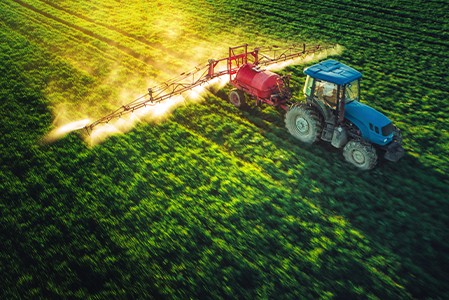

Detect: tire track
[241, 0, 449, 66]
[11, 0, 154, 65]
[14, 0, 238, 82]
[34, 0, 232, 73]
[36, 0, 179, 59]
[245, 0, 449, 50]
[1, 1, 155, 78]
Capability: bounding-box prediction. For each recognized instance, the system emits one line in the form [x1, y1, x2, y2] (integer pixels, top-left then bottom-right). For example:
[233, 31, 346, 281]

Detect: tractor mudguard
[331, 125, 348, 148]
[384, 141, 405, 162]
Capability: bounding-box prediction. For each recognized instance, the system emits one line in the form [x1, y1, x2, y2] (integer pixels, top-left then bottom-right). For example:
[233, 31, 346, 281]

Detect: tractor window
[345, 80, 359, 103]
[315, 80, 337, 108]
[382, 123, 394, 136]
[303, 75, 313, 96]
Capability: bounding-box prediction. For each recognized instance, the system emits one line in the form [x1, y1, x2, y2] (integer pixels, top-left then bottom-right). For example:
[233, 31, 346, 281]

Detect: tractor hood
[345, 101, 391, 127]
[345, 101, 393, 145]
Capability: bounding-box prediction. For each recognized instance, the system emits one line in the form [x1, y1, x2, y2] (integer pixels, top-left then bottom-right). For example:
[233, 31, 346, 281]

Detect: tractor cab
[303, 59, 362, 124]
[303, 60, 401, 148]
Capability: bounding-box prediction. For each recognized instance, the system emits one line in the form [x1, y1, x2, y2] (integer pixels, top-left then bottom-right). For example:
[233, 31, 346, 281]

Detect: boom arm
[257, 44, 326, 67]
[84, 43, 334, 133]
[85, 63, 212, 133]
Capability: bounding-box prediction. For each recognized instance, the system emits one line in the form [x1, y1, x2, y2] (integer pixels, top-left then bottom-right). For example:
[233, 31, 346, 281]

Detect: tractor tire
[343, 140, 377, 170]
[285, 105, 322, 144]
[229, 89, 246, 108]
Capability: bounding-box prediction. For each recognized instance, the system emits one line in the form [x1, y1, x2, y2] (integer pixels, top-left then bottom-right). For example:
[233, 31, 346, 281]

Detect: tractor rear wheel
[343, 140, 377, 170]
[285, 105, 322, 144]
[229, 89, 246, 108]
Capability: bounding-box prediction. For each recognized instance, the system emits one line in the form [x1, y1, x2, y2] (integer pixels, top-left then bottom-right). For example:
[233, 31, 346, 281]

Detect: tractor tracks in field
[36, 0, 176, 59]
[246, 0, 449, 52]
[10, 0, 155, 66]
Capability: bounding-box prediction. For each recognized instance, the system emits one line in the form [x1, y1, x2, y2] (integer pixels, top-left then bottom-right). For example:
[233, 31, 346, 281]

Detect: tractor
[284, 59, 404, 170]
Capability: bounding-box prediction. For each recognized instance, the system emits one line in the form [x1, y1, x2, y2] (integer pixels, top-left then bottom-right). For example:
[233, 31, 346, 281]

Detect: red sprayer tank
[233, 64, 281, 99]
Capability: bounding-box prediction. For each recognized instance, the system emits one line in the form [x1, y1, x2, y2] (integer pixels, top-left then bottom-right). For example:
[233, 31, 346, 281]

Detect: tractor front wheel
[285, 105, 322, 144]
[343, 140, 377, 170]
[229, 89, 246, 108]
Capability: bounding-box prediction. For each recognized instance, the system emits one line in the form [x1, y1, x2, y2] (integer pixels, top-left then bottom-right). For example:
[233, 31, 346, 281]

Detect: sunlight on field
[42, 72, 233, 145]
[42, 74, 229, 145]
[83, 95, 184, 146]
[43, 119, 91, 143]
[24, 0, 337, 144]
[83, 79, 230, 145]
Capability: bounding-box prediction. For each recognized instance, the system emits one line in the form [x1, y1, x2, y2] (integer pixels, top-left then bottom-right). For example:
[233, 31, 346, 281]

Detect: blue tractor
[285, 59, 404, 170]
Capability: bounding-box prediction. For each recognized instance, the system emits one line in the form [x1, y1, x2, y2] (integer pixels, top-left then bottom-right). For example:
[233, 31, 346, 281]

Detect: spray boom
[84, 43, 335, 134]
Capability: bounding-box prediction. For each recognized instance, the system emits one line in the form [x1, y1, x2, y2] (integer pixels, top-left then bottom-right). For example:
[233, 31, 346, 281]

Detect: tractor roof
[304, 59, 362, 85]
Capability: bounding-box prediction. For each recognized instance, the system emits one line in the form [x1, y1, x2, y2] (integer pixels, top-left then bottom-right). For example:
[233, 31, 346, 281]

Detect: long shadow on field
[184, 91, 449, 298]
[237, 101, 449, 299]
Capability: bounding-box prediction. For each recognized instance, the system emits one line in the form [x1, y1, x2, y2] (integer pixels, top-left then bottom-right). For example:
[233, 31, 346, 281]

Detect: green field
[1, 0, 449, 298]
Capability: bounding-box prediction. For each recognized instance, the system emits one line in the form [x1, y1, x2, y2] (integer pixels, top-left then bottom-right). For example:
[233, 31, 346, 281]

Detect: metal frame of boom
[84, 43, 332, 134]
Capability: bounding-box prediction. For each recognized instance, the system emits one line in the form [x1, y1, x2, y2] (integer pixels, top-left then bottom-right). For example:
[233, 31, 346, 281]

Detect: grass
[1, 0, 449, 298]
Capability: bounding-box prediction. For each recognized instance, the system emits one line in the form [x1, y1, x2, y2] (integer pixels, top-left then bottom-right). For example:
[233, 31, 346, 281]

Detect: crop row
[171, 94, 449, 296]
[2, 0, 449, 298]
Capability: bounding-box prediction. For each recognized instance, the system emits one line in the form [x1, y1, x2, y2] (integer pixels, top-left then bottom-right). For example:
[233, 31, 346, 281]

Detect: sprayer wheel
[229, 89, 246, 108]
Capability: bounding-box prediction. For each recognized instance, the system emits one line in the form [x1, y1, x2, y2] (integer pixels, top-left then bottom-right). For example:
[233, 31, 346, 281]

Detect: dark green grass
[1, 0, 449, 299]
